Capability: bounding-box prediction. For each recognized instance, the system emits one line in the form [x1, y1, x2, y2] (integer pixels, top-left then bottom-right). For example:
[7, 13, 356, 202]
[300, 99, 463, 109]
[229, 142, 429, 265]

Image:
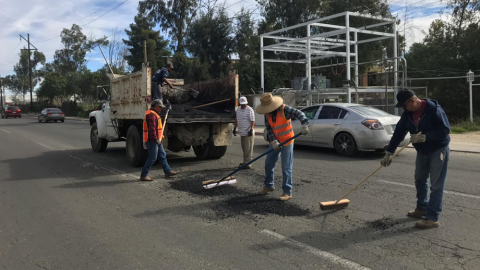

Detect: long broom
[319, 132, 420, 211]
[202, 133, 302, 189]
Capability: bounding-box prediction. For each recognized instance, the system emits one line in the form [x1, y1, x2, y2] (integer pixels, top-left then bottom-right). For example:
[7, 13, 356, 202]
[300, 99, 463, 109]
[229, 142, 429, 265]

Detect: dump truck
[89, 65, 237, 166]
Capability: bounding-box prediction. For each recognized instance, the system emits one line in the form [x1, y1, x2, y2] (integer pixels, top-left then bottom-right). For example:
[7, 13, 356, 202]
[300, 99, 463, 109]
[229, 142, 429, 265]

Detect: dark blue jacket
[387, 99, 450, 154]
[152, 67, 169, 83]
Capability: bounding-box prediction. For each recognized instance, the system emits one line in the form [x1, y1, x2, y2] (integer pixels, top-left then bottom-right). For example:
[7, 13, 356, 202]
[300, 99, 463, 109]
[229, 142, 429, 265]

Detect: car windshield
[348, 106, 391, 117]
[8, 106, 20, 110]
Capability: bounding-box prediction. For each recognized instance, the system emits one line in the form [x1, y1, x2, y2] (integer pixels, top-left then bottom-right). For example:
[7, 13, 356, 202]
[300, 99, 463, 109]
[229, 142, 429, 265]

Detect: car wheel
[61, 120, 64, 123]
[38, 118, 41, 122]
[334, 133, 358, 156]
[55, 120, 58, 122]
[91, 122, 108, 152]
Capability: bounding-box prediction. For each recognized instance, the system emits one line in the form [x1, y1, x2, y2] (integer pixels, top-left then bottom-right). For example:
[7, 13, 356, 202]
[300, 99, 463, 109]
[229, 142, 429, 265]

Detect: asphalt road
[1, 116, 479, 270]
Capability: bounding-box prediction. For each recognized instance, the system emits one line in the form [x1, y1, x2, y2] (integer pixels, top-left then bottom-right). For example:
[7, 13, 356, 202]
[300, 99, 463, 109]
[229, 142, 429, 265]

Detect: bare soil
[450, 131, 480, 144]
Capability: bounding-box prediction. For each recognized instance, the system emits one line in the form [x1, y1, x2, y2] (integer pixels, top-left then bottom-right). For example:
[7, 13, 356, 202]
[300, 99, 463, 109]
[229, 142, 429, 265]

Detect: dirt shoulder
[450, 131, 480, 145]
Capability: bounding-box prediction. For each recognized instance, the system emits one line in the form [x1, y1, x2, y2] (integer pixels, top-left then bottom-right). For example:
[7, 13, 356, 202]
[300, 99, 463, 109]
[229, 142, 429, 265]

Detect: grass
[451, 118, 480, 134]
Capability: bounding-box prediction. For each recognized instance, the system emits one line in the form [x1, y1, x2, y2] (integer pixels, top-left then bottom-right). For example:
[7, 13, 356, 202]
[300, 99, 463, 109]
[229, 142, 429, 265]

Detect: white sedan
[290, 103, 409, 156]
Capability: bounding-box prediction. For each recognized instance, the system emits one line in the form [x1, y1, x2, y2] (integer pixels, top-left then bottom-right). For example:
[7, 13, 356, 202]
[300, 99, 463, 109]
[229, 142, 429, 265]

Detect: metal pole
[393, 23, 398, 115]
[0, 78, 3, 108]
[260, 37, 264, 93]
[143, 40, 147, 64]
[28, 34, 33, 112]
[470, 81, 473, 122]
[354, 31, 358, 103]
[425, 86, 428, 99]
[307, 24, 312, 106]
[98, 46, 116, 79]
[384, 61, 388, 112]
[345, 12, 351, 103]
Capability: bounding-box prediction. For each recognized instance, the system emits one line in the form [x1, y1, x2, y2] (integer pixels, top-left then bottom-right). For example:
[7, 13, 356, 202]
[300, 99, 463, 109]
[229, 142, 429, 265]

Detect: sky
[0, 0, 449, 84]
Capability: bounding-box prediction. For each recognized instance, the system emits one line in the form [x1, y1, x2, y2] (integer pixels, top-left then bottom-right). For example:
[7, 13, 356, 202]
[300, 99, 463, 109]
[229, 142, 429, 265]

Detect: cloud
[0, 0, 140, 76]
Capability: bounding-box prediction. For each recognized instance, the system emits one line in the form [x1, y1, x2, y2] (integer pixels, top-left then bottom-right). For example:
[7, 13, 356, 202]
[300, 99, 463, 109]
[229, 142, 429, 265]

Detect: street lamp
[467, 70, 474, 122]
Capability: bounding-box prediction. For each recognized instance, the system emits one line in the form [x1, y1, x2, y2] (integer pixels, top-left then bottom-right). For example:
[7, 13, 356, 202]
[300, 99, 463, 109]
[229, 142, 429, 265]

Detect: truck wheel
[193, 143, 210, 160]
[208, 145, 227, 159]
[91, 122, 108, 152]
[126, 125, 148, 167]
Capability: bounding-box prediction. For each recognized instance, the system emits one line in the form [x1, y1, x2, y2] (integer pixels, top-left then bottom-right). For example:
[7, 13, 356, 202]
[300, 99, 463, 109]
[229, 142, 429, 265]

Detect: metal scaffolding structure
[260, 11, 398, 112]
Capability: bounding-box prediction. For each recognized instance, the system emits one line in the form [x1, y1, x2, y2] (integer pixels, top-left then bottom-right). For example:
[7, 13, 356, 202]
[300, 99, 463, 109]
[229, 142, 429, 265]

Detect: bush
[451, 118, 480, 134]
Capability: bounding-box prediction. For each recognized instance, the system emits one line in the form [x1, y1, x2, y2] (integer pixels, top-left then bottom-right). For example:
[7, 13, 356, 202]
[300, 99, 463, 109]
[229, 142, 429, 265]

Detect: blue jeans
[151, 80, 163, 101]
[141, 141, 171, 177]
[264, 143, 294, 195]
[414, 146, 450, 221]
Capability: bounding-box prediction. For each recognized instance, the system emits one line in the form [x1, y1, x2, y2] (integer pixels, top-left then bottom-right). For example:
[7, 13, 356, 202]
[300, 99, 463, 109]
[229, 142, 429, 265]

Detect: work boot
[407, 209, 427, 219]
[258, 187, 275, 195]
[238, 163, 244, 168]
[279, 193, 292, 201]
[415, 219, 440, 229]
[140, 176, 153, 181]
[165, 171, 178, 178]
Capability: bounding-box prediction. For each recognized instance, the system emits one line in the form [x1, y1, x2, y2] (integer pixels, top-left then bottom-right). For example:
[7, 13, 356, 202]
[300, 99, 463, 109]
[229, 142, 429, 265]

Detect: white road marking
[67, 154, 139, 180]
[260, 229, 371, 270]
[378, 180, 480, 199]
[35, 142, 55, 150]
[0, 129, 10, 133]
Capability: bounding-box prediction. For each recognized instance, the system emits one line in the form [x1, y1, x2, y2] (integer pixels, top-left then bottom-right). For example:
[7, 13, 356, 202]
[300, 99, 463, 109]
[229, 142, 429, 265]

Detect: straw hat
[256, 93, 283, 114]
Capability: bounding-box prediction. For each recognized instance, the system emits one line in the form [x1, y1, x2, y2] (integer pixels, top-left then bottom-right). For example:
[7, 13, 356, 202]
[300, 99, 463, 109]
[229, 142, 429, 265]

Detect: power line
[37, 0, 129, 43]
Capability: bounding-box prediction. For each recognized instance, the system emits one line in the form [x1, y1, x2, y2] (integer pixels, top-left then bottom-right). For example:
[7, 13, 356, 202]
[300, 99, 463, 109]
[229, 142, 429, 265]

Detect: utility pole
[20, 34, 38, 112]
[467, 70, 474, 123]
[0, 76, 3, 108]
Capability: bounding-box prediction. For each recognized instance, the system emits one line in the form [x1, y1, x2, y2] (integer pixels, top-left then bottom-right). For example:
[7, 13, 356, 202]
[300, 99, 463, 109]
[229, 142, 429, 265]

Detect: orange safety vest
[143, 110, 164, 143]
[267, 105, 295, 146]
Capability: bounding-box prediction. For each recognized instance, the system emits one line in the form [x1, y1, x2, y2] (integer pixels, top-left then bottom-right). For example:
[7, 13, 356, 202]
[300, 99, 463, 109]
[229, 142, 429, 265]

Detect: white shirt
[236, 106, 255, 136]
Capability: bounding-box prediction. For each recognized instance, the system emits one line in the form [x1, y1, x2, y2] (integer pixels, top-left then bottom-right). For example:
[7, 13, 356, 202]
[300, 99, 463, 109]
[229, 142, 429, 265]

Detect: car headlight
[361, 119, 384, 130]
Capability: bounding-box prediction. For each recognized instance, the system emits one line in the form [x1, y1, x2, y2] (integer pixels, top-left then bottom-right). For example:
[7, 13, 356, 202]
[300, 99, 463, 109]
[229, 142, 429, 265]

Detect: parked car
[287, 103, 409, 156]
[38, 108, 65, 123]
[1, 106, 22, 118]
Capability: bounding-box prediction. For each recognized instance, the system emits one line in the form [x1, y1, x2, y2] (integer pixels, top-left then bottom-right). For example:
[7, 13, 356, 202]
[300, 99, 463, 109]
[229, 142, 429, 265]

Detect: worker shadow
[252, 216, 418, 253]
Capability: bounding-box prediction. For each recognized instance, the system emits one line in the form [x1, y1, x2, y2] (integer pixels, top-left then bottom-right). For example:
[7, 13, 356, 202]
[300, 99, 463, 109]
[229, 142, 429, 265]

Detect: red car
[1, 106, 22, 118]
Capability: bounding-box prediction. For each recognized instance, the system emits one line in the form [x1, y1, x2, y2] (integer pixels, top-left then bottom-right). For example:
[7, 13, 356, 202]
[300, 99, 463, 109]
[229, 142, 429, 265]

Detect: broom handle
[159, 109, 169, 143]
[192, 99, 231, 109]
[218, 133, 302, 182]
[334, 132, 421, 204]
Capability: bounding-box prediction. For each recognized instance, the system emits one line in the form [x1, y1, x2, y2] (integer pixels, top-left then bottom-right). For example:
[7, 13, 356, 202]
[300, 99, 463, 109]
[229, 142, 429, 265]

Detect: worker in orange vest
[255, 93, 309, 201]
[140, 99, 178, 181]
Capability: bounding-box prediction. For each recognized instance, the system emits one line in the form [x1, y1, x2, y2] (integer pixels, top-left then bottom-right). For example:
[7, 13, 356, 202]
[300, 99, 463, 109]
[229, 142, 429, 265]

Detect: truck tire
[193, 143, 211, 160]
[91, 122, 108, 152]
[126, 125, 148, 167]
[208, 145, 227, 159]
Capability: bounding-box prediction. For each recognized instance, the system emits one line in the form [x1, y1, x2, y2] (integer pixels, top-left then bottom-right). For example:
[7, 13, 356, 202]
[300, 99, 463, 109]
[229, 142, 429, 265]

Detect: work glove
[301, 124, 310, 135]
[272, 140, 281, 151]
[233, 127, 237, 136]
[410, 133, 426, 144]
[156, 139, 161, 145]
[381, 151, 393, 167]
[248, 129, 253, 137]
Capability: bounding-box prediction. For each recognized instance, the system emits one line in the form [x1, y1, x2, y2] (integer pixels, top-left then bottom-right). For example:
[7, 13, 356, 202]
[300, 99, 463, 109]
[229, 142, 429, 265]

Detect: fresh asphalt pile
[168, 170, 311, 221]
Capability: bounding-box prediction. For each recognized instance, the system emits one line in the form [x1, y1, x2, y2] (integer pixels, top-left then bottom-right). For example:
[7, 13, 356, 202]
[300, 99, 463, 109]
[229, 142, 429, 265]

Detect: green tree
[172, 53, 211, 84]
[139, 0, 198, 53]
[234, 9, 261, 94]
[38, 24, 107, 104]
[186, 7, 234, 78]
[9, 50, 46, 101]
[123, 12, 171, 72]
